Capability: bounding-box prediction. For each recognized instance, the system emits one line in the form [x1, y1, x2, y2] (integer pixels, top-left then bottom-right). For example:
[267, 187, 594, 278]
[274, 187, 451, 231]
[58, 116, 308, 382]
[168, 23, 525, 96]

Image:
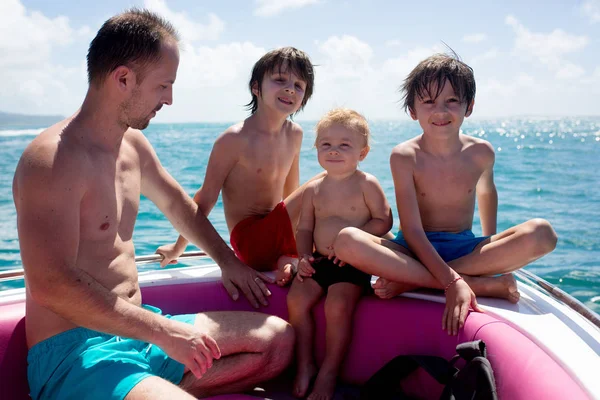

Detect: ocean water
[1, 118, 599, 313]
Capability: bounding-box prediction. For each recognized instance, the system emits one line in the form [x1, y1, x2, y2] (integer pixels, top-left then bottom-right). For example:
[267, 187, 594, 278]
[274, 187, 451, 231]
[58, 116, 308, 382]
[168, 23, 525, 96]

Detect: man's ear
[112, 66, 136, 93]
[465, 100, 475, 117]
[359, 145, 370, 161]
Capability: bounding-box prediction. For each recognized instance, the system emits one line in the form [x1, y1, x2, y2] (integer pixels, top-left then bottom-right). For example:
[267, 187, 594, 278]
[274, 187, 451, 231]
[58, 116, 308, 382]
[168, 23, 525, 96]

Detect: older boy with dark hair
[332, 53, 557, 336]
[157, 47, 318, 297]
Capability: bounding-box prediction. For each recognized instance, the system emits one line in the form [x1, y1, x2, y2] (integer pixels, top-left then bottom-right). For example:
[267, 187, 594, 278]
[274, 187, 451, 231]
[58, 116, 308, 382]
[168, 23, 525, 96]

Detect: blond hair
[314, 108, 370, 148]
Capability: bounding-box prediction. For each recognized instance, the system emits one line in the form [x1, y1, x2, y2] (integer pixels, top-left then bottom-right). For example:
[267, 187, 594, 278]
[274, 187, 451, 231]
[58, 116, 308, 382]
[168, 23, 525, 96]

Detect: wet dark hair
[87, 8, 179, 86]
[246, 47, 315, 115]
[401, 52, 475, 116]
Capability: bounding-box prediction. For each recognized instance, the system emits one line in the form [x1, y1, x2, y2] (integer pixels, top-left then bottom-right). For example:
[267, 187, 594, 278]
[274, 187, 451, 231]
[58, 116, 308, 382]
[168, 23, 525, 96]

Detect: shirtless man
[157, 47, 317, 288]
[13, 9, 293, 400]
[332, 53, 557, 336]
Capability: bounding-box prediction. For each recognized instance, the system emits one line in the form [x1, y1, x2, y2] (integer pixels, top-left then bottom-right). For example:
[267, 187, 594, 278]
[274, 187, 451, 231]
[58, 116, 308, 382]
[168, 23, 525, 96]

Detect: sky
[1, 0, 600, 123]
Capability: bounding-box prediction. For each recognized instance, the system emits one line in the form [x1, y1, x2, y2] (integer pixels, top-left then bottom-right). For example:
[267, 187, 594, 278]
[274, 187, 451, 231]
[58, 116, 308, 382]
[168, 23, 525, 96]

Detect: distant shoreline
[0, 111, 63, 129]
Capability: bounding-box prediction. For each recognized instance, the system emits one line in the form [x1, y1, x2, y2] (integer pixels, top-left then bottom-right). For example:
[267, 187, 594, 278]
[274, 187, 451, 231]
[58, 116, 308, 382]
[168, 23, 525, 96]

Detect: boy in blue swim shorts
[329, 52, 557, 336]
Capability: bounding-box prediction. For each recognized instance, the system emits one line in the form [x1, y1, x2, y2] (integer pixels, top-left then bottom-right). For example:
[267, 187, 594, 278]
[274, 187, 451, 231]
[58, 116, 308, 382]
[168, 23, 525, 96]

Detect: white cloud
[0, 0, 89, 115]
[385, 39, 402, 47]
[254, 0, 319, 17]
[505, 15, 588, 78]
[556, 63, 586, 80]
[316, 35, 373, 79]
[463, 33, 487, 44]
[581, 1, 600, 23]
[0, 0, 86, 67]
[155, 42, 267, 122]
[470, 48, 499, 66]
[145, 0, 224, 42]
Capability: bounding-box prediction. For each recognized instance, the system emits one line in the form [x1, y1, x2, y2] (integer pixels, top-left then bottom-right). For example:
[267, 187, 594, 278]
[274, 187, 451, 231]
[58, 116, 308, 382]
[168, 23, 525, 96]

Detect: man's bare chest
[79, 158, 141, 241]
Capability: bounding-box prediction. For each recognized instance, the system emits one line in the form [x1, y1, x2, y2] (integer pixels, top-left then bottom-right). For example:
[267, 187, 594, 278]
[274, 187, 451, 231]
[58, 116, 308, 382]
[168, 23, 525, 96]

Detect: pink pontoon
[1, 251, 599, 399]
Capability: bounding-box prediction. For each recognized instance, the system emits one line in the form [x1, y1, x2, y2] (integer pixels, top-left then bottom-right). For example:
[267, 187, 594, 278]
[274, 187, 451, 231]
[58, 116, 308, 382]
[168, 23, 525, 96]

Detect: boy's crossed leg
[333, 221, 556, 302]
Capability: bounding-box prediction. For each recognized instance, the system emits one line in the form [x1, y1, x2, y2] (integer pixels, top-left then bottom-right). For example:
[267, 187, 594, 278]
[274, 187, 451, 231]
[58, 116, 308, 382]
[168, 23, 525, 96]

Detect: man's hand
[159, 319, 221, 379]
[296, 255, 315, 282]
[442, 278, 483, 336]
[156, 242, 185, 268]
[220, 258, 274, 308]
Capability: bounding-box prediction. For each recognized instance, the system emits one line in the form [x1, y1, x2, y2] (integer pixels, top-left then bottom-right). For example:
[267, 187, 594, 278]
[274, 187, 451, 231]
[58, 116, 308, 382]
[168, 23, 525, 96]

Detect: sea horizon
[1, 117, 599, 313]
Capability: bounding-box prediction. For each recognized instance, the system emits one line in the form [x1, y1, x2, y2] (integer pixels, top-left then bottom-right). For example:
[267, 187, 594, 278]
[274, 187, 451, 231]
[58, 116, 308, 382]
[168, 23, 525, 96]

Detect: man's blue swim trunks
[27, 305, 196, 400]
[390, 229, 490, 262]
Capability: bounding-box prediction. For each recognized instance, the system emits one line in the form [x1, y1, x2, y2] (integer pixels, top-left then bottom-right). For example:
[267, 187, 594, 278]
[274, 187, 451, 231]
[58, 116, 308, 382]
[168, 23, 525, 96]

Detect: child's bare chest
[314, 184, 370, 221]
[414, 158, 481, 204]
[240, 138, 296, 182]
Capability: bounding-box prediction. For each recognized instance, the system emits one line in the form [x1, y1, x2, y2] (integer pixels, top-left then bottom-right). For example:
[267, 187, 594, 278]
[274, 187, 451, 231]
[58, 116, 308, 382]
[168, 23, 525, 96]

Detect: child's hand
[296, 255, 315, 282]
[326, 245, 346, 267]
[443, 277, 483, 336]
[156, 243, 184, 268]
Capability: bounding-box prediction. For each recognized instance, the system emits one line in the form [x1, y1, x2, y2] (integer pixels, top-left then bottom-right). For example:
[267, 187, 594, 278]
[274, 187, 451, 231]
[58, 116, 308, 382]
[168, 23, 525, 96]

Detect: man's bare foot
[276, 256, 298, 286]
[293, 363, 317, 398]
[307, 369, 337, 400]
[464, 273, 520, 303]
[372, 277, 418, 299]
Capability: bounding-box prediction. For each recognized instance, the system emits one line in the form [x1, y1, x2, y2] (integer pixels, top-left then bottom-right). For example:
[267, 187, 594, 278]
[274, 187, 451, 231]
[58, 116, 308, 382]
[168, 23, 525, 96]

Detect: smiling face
[409, 79, 474, 137]
[120, 40, 179, 130]
[253, 63, 307, 117]
[316, 123, 369, 175]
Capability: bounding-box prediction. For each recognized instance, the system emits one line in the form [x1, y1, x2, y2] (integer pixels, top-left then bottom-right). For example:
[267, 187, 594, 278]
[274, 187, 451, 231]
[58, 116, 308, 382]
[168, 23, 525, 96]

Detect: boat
[1, 252, 599, 399]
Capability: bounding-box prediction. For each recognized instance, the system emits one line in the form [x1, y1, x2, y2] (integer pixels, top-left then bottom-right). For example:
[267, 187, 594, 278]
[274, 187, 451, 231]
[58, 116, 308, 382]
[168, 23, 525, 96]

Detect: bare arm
[476, 148, 497, 237]
[158, 132, 241, 262]
[295, 183, 316, 280]
[138, 133, 273, 307]
[283, 151, 300, 200]
[360, 174, 393, 236]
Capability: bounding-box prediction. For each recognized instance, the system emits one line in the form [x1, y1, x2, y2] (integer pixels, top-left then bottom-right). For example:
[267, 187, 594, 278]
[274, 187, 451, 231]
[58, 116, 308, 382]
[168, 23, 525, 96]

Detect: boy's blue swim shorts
[391, 229, 490, 263]
[27, 305, 196, 400]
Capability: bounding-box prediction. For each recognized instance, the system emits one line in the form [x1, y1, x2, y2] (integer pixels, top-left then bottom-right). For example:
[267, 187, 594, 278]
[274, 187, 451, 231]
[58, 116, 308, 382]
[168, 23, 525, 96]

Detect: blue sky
[2, 0, 600, 122]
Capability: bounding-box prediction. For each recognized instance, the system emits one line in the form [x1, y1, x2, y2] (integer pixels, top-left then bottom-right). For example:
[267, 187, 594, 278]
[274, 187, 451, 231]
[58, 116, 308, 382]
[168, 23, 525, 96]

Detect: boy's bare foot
[275, 256, 298, 286]
[293, 363, 317, 398]
[307, 369, 337, 400]
[465, 273, 521, 303]
[372, 277, 418, 299]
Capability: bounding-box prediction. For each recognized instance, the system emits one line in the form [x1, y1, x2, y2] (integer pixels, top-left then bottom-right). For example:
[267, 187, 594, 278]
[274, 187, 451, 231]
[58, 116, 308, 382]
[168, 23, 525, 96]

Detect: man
[13, 8, 293, 400]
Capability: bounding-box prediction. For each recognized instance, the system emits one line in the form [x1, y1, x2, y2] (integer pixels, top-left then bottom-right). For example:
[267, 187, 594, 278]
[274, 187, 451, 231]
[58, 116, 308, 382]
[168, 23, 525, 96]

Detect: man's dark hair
[246, 47, 315, 115]
[401, 52, 476, 116]
[87, 8, 179, 85]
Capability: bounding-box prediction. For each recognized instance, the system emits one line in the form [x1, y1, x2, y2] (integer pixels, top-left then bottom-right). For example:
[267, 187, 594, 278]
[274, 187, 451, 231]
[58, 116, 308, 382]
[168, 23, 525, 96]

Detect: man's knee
[526, 218, 557, 255]
[261, 316, 294, 374]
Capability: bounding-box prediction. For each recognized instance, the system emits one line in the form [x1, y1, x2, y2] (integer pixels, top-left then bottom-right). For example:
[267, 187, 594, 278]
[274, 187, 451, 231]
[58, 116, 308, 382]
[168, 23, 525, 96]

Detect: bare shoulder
[284, 120, 304, 147]
[356, 171, 383, 190]
[285, 120, 304, 136]
[460, 134, 495, 166]
[214, 121, 248, 149]
[14, 121, 89, 197]
[390, 137, 419, 168]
